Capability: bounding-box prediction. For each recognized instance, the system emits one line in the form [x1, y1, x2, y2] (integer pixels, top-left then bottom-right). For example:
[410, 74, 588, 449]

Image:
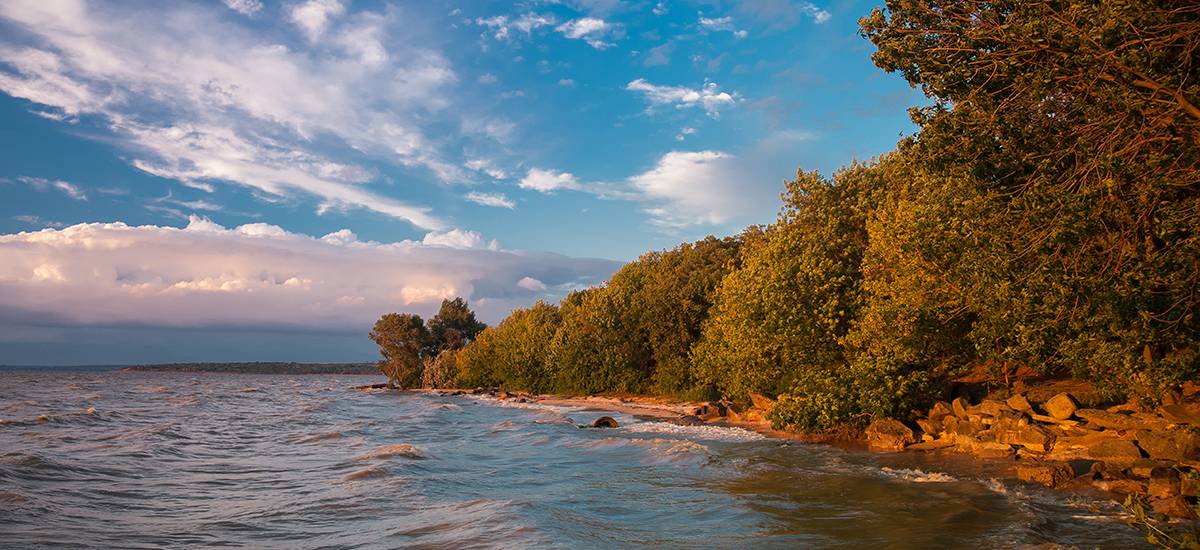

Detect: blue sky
[0, 0, 922, 364]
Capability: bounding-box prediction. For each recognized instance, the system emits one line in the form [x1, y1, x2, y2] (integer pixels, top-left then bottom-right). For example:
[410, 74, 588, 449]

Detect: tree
[369, 313, 430, 389]
[427, 298, 487, 353]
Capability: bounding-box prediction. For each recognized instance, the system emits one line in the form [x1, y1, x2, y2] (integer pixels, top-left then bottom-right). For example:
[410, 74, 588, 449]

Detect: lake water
[0, 369, 1148, 548]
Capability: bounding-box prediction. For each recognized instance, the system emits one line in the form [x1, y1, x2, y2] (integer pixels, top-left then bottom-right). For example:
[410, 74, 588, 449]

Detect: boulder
[1093, 478, 1148, 495]
[865, 418, 916, 452]
[977, 399, 1013, 418]
[1160, 403, 1200, 426]
[1043, 393, 1078, 420]
[955, 436, 1016, 458]
[995, 423, 1056, 452]
[1147, 467, 1181, 499]
[1007, 394, 1034, 414]
[1150, 495, 1199, 520]
[908, 439, 955, 451]
[1182, 475, 1199, 497]
[1015, 462, 1074, 488]
[1135, 428, 1200, 462]
[1075, 409, 1148, 431]
[916, 417, 943, 437]
[748, 393, 776, 412]
[1088, 439, 1144, 462]
[951, 397, 971, 418]
[1129, 458, 1177, 478]
[929, 401, 953, 421]
[693, 402, 726, 421]
[1030, 413, 1080, 428]
[591, 416, 619, 428]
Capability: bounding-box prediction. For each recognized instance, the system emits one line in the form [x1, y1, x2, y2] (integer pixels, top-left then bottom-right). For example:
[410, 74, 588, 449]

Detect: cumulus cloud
[0, 218, 620, 330]
[735, 1, 831, 28]
[421, 228, 499, 250]
[517, 276, 547, 291]
[288, 0, 345, 41]
[625, 79, 738, 118]
[9, 176, 87, 201]
[474, 13, 556, 42]
[556, 18, 615, 49]
[223, 0, 262, 16]
[0, 0, 467, 229]
[519, 168, 582, 193]
[465, 192, 516, 209]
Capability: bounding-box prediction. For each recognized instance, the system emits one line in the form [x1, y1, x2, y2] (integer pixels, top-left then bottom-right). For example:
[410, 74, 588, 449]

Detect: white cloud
[625, 78, 738, 118]
[421, 228, 498, 250]
[478, 73, 498, 84]
[517, 276, 546, 291]
[699, 15, 734, 31]
[465, 192, 516, 209]
[288, 0, 345, 41]
[653, 3, 668, 16]
[519, 168, 582, 193]
[675, 127, 696, 141]
[556, 18, 615, 49]
[735, 1, 831, 28]
[0, 1, 465, 229]
[474, 13, 556, 42]
[223, 0, 262, 16]
[0, 218, 620, 329]
[558, 78, 576, 87]
[13, 215, 63, 228]
[11, 176, 86, 201]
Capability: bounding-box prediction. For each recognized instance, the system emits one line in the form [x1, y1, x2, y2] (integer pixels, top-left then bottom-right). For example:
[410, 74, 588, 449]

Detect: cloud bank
[0, 218, 621, 332]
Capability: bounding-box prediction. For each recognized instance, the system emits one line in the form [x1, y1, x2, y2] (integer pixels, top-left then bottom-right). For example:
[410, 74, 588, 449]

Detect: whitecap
[878, 466, 957, 483]
[622, 420, 767, 442]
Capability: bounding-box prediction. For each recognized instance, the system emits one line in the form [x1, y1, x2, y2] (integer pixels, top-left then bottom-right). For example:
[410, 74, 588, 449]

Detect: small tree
[369, 313, 429, 388]
[427, 298, 486, 353]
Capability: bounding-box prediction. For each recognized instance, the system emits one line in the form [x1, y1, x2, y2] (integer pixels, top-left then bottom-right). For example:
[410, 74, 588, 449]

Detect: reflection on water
[0, 369, 1147, 549]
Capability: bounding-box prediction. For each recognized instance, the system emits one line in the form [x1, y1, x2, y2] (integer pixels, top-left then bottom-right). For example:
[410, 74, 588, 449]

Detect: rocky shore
[395, 385, 1200, 521]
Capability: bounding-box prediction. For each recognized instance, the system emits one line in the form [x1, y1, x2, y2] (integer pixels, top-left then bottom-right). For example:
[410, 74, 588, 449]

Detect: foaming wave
[463, 394, 580, 413]
[569, 436, 712, 465]
[357, 444, 426, 460]
[622, 420, 767, 442]
[879, 467, 957, 483]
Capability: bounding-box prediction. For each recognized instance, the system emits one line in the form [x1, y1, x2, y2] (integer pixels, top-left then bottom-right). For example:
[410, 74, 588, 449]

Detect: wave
[342, 466, 391, 482]
[878, 466, 957, 483]
[293, 431, 343, 444]
[357, 443, 426, 460]
[622, 420, 767, 442]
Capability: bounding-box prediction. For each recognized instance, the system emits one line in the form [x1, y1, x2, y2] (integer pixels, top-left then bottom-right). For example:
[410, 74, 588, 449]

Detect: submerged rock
[591, 416, 619, 428]
[865, 418, 915, 452]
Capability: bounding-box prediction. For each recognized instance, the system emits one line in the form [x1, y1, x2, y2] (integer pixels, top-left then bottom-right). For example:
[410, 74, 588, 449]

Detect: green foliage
[1123, 494, 1200, 549]
[368, 313, 429, 388]
[421, 350, 459, 389]
[427, 298, 487, 353]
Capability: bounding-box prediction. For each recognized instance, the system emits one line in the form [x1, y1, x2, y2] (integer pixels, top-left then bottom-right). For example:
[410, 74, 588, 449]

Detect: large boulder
[1006, 394, 1034, 414]
[1043, 393, 1078, 420]
[929, 401, 953, 421]
[865, 418, 916, 452]
[1015, 462, 1074, 488]
[955, 436, 1016, 458]
[995, 423, 1056, 452]
[1147, 467, 1180, 499]
[951, 397, 971, 418]
[1135, 428, 1200, 462]
[977, 399, 1014, 418]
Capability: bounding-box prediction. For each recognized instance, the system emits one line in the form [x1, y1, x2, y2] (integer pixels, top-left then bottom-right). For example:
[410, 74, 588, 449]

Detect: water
[0, 369, 1148, 549]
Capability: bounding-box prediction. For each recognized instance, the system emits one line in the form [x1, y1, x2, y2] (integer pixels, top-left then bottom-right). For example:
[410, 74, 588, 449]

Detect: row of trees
[370, 0, 1197, 432]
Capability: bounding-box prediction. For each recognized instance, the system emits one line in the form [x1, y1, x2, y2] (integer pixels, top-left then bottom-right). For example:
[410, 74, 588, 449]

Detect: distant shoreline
[117, 362, 381, 375]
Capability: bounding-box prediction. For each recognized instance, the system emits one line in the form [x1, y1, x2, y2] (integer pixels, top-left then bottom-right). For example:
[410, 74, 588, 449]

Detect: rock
[1160, 403, 1200, 426]
[668, 415, 706, 426]
[1093, 478, 1147, 495]
[693, 402, 726, 421]
[1129, 458, 1177, 478]
[1029, 413, 1080, 428]
[955, 436, 1016, 458]
[1007, 394, 1034, 414]
[1147, 467, 1181, 499]
[977, 399, 1013, 418]
[941, 415, 985, 440]
[995, 423, 1056, 452]
[748, 393, 776, 412]
[1075, 409, 1149, 431]
[1135, 428, 1200, 462]
[1015, 462, 1074, 488]
[1088, 439, 1144, 461]
[1043, 393, 1078, 420]
[591, 416, 619, 428]
[1182, 475, 1199, 497]
[951, 397, 971, 418]
[916, 418, 943, 437]
[929, 401, 953, 421]
[865, 418, 916, 452]
[1150, 495, 1199, 520]
[908, 439, 955, 451]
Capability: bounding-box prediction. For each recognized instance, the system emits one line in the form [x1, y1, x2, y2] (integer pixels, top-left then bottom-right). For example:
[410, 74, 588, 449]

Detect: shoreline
[411, 387, 1200, 523]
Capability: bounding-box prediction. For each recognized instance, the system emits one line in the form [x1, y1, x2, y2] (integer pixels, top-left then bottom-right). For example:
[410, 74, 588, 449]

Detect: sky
[0, 0, 924, 365]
